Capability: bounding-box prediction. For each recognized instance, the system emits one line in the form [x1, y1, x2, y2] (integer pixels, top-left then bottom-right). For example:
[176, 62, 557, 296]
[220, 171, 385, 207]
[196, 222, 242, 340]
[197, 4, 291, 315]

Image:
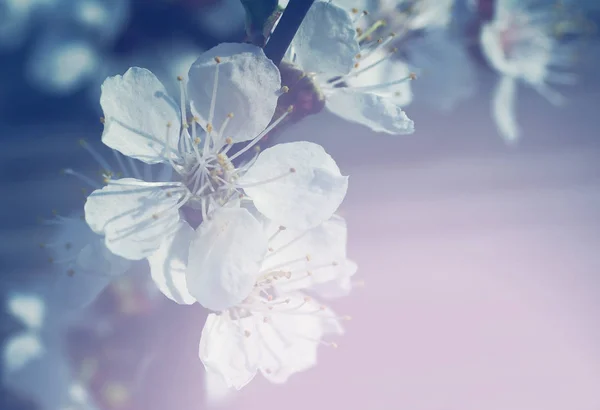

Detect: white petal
[204, 369, 236, 407]
[257, 294, 343, 383]
[100, 67, 181, 164]
[147, 221, 196, 305]
[84, 178, 185, 260]
[263, 215, 355, 294]
[188, 43, 281, 143]
[240, 142, 348, 230]
[326, 88, 415, 135]
[186, 208, 267, 311]
[199, 313, 260, 390]
[290, 1, 359, 77]
[492, 76, 520, 143]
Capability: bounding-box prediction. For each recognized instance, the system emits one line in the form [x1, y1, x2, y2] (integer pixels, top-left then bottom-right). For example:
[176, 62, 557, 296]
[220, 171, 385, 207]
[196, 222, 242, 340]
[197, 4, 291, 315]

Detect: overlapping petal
[147, 221, 196, 305]
[291, 1, 359, 78]
[240, 142, 348, 230]
[84, 178, 186, 260]
[188, 43, 281, 143]
[100, 67, 181, 164]
[186, 208, 267, 311]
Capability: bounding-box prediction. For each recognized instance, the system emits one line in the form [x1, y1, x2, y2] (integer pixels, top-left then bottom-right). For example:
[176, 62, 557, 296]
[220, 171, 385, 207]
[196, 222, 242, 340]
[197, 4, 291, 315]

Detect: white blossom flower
[286, 0, 415, 135]
[148, 207, 357, 388]
[85, 42, 348, 260]
[480, 0, 578, 142]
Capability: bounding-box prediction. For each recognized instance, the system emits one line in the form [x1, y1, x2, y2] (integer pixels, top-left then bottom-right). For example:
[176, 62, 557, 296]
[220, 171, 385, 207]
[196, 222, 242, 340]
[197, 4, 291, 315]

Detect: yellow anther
[253, 146, 261, 152]
[331, 342, 339, 349]
[99, 117, 105, 124]
[351, 7, 359, 13]
[409, 72, 417, 80]
[194, 137, 201, 144]
[177, 75, 183, 81]
[166, 192, 173, 198]
[289, 167, 296, 173]
[225, 137, 233, 145]
[167, 122, 172, 128]
[214, 56, 221, 63]
[227, 112, 234, 118]
[206, 123, 213, 133]
[287, 105, 294, 113]
[355, 53, 362, 59]
[354, 62, 360, 68]
[391, 47, 398, 53]
[281, 85, 290, 93]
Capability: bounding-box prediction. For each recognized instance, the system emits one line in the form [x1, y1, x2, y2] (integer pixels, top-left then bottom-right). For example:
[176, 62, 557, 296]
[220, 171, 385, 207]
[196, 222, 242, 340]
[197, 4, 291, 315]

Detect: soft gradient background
[1, 1, 599, 410]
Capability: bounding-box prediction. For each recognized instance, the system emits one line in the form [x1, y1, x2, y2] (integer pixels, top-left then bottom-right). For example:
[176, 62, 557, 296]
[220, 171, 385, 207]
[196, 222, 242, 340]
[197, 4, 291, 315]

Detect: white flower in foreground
[286, 1, 415, 135]
[480, 0, 578, 142]
[148, 207, 357, 388]
[85, 42, 348, 260]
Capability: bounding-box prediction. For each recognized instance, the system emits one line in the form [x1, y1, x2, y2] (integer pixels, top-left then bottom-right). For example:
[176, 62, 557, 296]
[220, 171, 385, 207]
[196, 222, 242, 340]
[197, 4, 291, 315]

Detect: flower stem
[264, 0, 315, 66]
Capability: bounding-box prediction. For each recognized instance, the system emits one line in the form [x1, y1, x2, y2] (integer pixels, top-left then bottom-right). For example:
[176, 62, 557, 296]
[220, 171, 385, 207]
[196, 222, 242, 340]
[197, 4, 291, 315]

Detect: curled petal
[239, 142, 348, 230]
[186, 208, 267, 311]
[326, 88, 415, 135]
[84, 178, 186, 260]
[188, 43, 281, 143]
[100, 67, 181, 164]
[148, 221, 196, 305]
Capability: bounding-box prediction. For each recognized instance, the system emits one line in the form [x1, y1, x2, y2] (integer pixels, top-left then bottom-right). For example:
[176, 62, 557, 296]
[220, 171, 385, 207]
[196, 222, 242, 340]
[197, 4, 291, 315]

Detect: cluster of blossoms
[28, 1, 421, 395]
[9, 0, 594, 408]
[50, 36, 361, 392]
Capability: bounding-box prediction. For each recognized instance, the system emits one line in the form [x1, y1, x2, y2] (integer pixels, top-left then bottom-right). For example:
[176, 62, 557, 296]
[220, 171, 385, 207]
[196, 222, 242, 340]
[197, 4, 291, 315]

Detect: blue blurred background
[1, 1, 600, 409]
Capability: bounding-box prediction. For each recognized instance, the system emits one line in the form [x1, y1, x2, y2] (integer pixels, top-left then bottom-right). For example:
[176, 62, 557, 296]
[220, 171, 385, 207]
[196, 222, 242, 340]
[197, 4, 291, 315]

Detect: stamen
[357, 19, 386, 42]
[62, 168, 101, 188]
[79, 139, 113, 174]
[228, 107, 293, 161]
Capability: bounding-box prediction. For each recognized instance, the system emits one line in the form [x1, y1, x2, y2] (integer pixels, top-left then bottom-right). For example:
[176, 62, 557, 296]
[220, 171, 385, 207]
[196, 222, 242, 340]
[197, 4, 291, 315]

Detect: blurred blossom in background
[1, 0, 600, 410]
